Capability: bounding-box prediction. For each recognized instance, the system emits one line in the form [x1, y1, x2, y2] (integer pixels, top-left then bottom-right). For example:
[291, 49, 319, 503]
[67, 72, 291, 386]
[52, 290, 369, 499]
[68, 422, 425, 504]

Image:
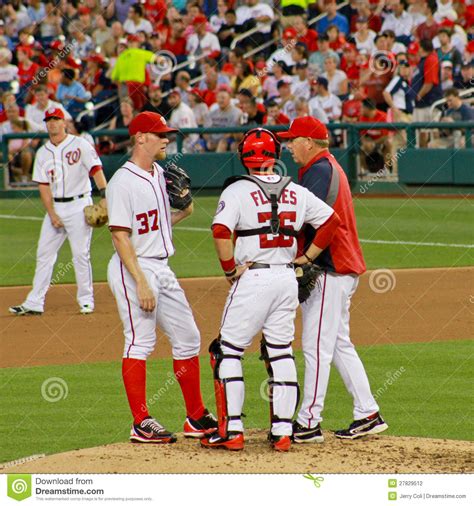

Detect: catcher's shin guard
[260, 337, 300, 436]
[209, 338, 245, 438]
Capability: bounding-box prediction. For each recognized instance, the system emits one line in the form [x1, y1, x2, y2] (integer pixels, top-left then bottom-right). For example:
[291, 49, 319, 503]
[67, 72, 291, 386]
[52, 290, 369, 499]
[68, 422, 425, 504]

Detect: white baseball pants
[297, 272, 379, 427]
[24, 197, 94, 312]
[108, 254, 201, 360]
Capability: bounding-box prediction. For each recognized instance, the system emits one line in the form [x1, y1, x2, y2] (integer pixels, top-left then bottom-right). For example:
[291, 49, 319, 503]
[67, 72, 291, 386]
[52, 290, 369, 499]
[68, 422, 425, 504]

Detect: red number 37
[136, 209, 159, 235]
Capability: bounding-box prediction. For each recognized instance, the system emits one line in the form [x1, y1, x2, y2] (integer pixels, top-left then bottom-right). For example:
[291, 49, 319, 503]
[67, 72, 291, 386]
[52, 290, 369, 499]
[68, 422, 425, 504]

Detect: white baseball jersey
[32, 134, 102, 199]
[213, 175, 334, 265]
[106, 160, 174, 259]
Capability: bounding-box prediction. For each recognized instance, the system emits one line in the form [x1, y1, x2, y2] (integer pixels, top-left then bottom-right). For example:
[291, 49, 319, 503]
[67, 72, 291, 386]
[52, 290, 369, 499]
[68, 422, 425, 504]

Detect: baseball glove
[84, 199, 108, 228]
[294, 263, 323, 304]
[163, 162, 192, 210]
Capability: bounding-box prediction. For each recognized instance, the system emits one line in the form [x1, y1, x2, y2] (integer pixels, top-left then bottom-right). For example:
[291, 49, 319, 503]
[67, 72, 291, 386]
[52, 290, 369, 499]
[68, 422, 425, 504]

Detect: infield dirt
[1, 267, 472, 473]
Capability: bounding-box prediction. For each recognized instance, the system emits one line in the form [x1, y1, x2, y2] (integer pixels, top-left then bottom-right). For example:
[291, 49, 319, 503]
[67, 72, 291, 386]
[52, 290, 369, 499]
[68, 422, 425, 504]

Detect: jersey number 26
[258, 211, 296, 248]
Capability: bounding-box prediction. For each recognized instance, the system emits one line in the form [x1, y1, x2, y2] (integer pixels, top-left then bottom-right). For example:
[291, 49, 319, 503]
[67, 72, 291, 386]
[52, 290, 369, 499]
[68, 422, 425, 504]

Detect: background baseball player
[9, 108, 106, 316]
[201, 128, 340, 452]
[106, 111, 217, 444]
[278, 117, 388, 442]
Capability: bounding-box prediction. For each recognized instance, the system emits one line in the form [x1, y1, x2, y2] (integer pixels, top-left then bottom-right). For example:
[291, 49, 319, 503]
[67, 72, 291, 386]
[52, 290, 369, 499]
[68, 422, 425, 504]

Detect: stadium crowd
[0, 0, 473, 183]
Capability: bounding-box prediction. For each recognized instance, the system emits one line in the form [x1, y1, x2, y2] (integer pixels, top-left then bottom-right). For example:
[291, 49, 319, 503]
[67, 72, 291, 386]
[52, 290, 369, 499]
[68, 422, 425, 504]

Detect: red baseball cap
[44, 107, 65, 121]
[128, 111, 178, 135]
[86, 54, 105, 64]
[277, 116, 329, 140]
[282, 27, 297, 39]
[192, 14, 207, 26]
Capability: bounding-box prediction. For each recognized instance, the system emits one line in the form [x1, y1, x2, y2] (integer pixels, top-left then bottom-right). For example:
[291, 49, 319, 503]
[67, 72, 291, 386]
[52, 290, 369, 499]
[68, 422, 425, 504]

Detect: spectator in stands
[276, 78, 297, 120]
[317, 0, 349, 36]
[294, 96, 313, 119]
[0, 48, 18, 90]
[238, 88, 266, 126]
[56, 68, 92, 118]
[69, 115, 95, 147]
[360, 49, 394, 111]
[308, 76, 340, 121]
[142, 84, 172, 118]
[217, 9, 240, 50]
[199, 57, 230, 105]
[69, 22, 94, 59]
[27, 0, 46, 25]
[340, 43, 360, 87]
[40, 1, 63, 39]
[381, 0, 414, 42]
[102, 21, 125, 57]
[412, 38, 442, 147]
[383, 60, 414, 120]
[93, 14, 112, 47]
[353, 16, 376, 54]
[264, 99, 290, 126]
[164, 15, 187, 58]
[322, 55, 349, 99]
[188, 88, 210, 128]
[267, 28, 298, 71]
[210, 0, 228, 33]
[436, 28, 463, 77]
[291, 61, 310, 101]
[353, 1, 383, 34]
[168, 89, 199, 153]
[291, 42, 309, 68]
[236, 0, 275, 48]
[308, 33, 340, 76]
[383, 30, 407, 55]
[25, 84, 70, 132]
[186, 14, 221, 61]
[341, 87, 364, 123]
[263, 60, 290, 100]
[124, 3, 153, 35]
[293, 15, 318, 52]
[109, 97, 135, 153]
[175, 71, 192, 104]
[429, 88, 474, 148]
[16, 45, 40, 107]
[327, 24, 346, 53]
[206, 85, 241, 152]
[434, 0, 458, 23]
[359, 98, 393, 174]
[454, 62, 473, 90]
[0, 103, 34, 183]
[416, 2, 439, 42]
[231, 61, 260, 96]
[440, 60, 454, 91]
[77, 6, 94, 36]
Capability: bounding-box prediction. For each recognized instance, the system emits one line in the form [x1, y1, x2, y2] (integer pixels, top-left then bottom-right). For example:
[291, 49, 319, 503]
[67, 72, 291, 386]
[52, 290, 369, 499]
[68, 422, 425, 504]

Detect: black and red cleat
[183, 409, 218, 439]
[130, 417, 177, 444]
[200, 431, 244, 451]
[269, 434, 292, 452]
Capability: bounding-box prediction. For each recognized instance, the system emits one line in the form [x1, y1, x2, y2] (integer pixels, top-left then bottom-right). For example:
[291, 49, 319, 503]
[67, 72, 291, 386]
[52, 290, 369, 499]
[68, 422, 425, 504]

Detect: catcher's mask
[238, 128, 281, 171]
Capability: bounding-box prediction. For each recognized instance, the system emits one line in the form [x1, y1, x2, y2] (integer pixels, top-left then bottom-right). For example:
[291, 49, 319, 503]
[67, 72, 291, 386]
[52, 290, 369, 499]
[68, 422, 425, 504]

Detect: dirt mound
[1, 431, 472, 474]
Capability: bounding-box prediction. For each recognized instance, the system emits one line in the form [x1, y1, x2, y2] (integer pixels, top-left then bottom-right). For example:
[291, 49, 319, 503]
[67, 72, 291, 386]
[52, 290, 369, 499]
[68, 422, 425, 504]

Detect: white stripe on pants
[297, 272, 379, 427]
[24, 198, 94, 312]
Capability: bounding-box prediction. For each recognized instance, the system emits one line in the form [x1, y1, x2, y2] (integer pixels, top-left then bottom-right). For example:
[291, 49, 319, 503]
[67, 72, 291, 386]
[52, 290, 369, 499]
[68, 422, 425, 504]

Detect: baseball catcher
[164, 162, 192, 210]
[84, 198, 108, 227]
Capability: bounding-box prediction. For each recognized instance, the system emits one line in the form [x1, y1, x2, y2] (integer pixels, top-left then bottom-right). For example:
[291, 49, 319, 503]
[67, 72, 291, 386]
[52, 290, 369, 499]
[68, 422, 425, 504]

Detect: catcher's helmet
[238, 128, 281, 170]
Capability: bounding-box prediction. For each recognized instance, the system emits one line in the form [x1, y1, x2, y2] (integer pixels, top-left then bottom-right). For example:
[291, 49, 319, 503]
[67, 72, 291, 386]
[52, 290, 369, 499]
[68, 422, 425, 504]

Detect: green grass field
[1, 195, 473, 464]
[0, 341, 472, 464]
[0, 196, 473, 286]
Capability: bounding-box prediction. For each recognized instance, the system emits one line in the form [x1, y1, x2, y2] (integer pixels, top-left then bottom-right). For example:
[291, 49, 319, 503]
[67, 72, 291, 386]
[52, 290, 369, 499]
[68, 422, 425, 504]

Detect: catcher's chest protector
[223, 175, 298, 237]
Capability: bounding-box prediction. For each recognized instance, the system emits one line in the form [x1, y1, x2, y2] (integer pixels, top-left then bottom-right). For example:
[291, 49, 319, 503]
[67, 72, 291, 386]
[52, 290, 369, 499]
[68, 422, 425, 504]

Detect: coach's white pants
[108, 254, 200, 360]
[24, 197, 94, 312]
[297, 272, 379, 427]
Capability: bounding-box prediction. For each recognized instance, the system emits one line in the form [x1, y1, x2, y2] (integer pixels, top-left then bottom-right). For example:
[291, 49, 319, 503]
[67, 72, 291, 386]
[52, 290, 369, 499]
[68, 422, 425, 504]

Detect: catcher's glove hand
[294, 263, 323, 303]
[84, 199, 108, 228]
[163, 162, 192, 210]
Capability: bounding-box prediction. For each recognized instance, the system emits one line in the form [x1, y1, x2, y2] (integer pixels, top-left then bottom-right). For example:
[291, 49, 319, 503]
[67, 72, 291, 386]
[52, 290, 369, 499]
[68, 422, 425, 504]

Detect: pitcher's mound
[2, 431, 472, 474]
